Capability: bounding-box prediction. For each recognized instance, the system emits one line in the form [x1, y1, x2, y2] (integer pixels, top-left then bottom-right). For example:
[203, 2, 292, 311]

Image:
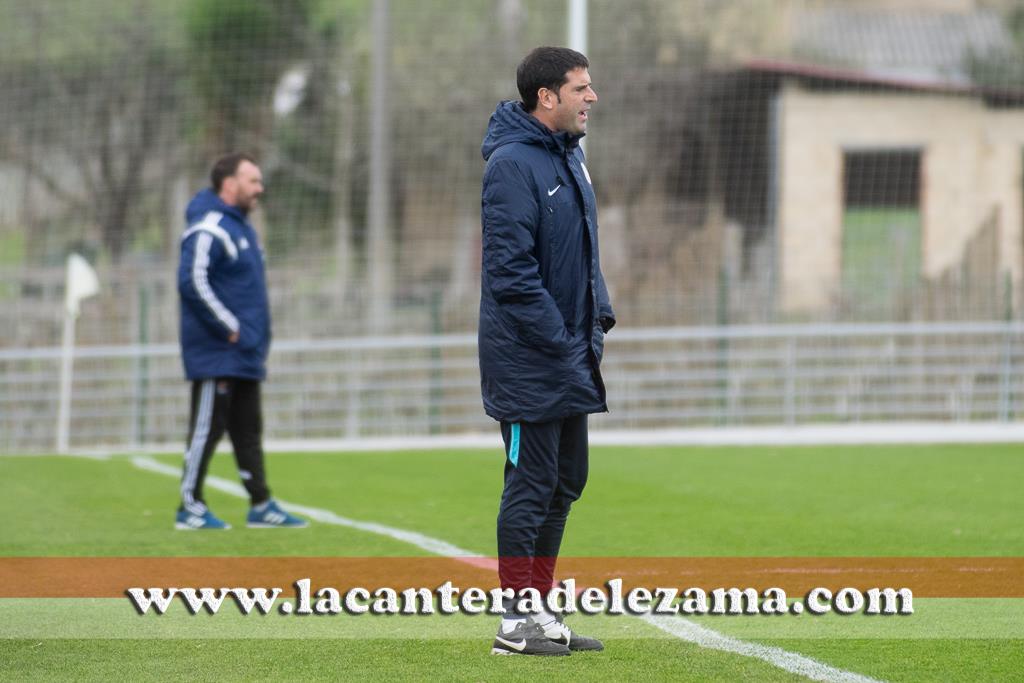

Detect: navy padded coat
[478, 101, 615, 423]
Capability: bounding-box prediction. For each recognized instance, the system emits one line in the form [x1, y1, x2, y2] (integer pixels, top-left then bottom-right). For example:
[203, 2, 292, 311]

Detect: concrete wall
[776, 80, 1024, 313]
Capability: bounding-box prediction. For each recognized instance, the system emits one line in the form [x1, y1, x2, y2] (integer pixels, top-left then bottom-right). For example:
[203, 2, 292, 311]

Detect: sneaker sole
[174, 523, 231, 530]
[246, 522, 309, 528]
[490, 647, 570, 656]
[568, 643, 604, 652]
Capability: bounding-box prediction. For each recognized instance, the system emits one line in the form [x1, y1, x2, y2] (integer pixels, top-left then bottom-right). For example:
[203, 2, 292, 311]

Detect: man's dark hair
[210, 153, 257, 192]
[517, 46, 589, 112]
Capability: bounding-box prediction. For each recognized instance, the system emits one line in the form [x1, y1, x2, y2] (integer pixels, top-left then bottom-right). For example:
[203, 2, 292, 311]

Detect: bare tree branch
[0, 141, 89, 211]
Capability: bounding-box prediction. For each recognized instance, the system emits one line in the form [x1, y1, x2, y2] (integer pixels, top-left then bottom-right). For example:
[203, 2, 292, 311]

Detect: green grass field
[1, 444, 1022, 681]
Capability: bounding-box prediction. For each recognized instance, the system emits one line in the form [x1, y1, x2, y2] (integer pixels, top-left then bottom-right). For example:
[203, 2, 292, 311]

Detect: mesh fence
[5, 323, 1023, 452]
[2, 0, 1024, 350]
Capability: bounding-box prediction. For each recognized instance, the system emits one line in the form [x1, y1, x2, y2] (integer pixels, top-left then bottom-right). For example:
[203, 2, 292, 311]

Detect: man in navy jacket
[480, 47, 614, 656]
[176, 153, 305, 530]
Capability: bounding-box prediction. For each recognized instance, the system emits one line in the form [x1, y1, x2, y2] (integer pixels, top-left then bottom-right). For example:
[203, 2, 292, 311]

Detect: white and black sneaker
[491, 619, 571, 656]
[540, 615, 604, 652]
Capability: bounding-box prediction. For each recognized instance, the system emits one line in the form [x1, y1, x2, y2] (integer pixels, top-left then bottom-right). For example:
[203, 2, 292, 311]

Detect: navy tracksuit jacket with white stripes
[176, 189, 272, 513]
[178, 188, 270, 382]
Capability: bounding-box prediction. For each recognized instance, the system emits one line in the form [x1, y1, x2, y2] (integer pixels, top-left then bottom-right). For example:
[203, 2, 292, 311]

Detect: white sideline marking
[55, 421, 1024, 459]
[130, 455, 882, 682]
[131, 456, 481, 559]
[270, 422, 1024, 448]
[77, 452, 112, 461]
[640, 615, 882, 683]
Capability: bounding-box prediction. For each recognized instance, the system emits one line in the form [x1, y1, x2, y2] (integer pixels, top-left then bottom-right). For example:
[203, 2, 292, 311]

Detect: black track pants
[179, 378, 271, 514]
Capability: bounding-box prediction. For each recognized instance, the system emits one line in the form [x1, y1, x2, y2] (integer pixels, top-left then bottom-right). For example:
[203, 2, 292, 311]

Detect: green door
[841, 207, 921, 319]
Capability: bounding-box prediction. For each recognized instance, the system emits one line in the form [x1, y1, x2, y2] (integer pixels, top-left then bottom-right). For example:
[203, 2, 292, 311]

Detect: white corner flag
[65, 253, 100, 317]
[57, 253, 100, 454]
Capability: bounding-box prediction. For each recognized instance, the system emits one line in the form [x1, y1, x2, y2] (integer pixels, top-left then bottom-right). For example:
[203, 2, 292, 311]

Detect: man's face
[223, 160, 264, 212]
[549, 67, 597, 135]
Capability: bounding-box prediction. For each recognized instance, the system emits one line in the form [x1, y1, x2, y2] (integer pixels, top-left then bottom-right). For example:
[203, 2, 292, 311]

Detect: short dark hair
[210, 153, 257, 192]
[517, 46, 589, 112]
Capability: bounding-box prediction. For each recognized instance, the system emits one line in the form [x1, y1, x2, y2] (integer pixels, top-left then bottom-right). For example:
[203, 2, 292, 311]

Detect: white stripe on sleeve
[181, 212, 238, 260]
[191, 232, 240, 333]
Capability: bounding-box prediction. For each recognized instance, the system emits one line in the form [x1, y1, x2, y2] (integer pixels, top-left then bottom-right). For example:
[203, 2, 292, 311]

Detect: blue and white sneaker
[247, 499, 308, 528]
[175, 508, 231, 530]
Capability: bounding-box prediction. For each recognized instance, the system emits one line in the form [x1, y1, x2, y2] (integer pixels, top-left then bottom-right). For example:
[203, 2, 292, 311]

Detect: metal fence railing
[2, 322, 1023, 453]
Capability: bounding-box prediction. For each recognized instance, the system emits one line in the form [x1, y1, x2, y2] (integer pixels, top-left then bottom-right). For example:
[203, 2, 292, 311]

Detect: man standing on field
[479, 47, 615, 656]
[175, 153, 306, 531]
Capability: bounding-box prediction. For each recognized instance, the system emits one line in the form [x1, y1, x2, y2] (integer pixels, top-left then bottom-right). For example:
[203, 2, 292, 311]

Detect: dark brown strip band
[0, 557, 1020, 598]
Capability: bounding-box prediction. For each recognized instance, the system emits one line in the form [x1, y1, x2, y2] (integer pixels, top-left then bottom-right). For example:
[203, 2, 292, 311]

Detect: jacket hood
[185, 188, 248, 226]
[481, 100, 583, 161]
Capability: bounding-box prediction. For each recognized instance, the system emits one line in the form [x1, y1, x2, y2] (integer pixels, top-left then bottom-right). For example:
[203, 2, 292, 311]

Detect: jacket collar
[482, 100, 585, 160]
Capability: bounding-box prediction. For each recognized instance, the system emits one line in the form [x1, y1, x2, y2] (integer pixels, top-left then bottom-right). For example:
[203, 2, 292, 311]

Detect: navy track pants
[497, 414, 589, 595]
